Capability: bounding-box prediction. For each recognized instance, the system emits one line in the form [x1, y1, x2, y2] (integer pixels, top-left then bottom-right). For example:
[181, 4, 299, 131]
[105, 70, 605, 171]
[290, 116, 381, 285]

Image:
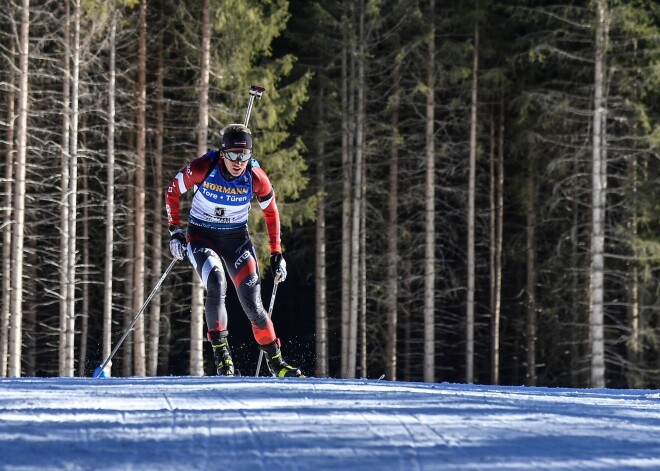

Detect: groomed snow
[1, 377, 659, 470]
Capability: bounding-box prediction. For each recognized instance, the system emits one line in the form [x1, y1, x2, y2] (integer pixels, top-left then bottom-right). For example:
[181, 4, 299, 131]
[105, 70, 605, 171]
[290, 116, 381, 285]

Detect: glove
[270, 253, 287, 283]
[169, 225, 187, 260]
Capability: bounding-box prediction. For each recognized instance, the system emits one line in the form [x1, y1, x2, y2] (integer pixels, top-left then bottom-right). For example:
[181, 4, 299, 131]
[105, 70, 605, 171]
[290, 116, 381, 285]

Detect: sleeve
[251, 165, 282, 254]
[165, 155, 213, 227]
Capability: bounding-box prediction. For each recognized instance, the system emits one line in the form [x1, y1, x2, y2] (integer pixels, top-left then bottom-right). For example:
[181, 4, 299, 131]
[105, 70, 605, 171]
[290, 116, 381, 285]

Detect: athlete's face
[223, 148, 251, 177]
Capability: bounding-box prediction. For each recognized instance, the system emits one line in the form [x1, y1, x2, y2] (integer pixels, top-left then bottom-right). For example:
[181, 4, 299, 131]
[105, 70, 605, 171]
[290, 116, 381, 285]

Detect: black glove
[270, 253, 287, 282]
[169, 225, 187, 260]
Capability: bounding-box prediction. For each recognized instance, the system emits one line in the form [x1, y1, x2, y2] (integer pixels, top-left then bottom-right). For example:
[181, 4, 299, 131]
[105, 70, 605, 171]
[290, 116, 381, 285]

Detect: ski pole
[93, 258, 178, 378]
[255, 274, 281, 377]
[244, 85, 265, 126]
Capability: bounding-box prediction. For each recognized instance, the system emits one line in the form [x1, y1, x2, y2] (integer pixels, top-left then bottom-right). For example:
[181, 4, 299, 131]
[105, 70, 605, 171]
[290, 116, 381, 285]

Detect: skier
[165, 123, 302, 378]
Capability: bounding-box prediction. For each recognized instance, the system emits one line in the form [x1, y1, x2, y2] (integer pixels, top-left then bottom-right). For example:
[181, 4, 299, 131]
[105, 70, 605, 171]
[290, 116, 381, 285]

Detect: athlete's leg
[187, 233, 228, 334]
[221, 231, 276, 346]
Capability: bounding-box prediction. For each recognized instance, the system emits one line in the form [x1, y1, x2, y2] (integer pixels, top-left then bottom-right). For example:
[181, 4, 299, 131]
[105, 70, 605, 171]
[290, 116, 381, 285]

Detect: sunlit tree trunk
[1, 37, 16, 377]
[9, 0, 30, 377]
[79, 158, 89, 376]
[191, 0, 211, 376]
[103, 8, 117, 370]
[58, 0, 71, 377]
[61, 0, 81, 377]
[132, 0, 148, 376]
[423, 0, 436, 384]
[348, 0, 365, 379]
[123, 173, 135, 376]
[590, 0, 608, 389]
[23, 238, 36, 376]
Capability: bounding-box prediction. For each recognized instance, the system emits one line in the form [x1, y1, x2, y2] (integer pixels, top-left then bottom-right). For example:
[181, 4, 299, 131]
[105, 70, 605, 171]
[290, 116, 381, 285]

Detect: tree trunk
[148, 25, 165, 377]
[348, 0, 364, 380]
[590, 0, 608, 389]
[103, 8, 117, 372]
[122, 174, 135, 376]
[132, 0, 148, 376]
[466, 21, 478, 384]
[526, 144, 537, 387]
[385, 53, 401, 381]
[79, 158, 89, 376]
[23, 238, 36, 376]
[340, 1, 354, 378]
[488, 110, 497, 384]
[314, 86, 328, 378]
[9, 0, 30, 377]
[626, 156, 640, 388]
[63, 0, 81, 377]
[423, 0, 436, 384]
[59, 0, 71, 377]
[491, 102, 504, 385]
[191, 0, 211, 377]
[1, 37, 16, 377]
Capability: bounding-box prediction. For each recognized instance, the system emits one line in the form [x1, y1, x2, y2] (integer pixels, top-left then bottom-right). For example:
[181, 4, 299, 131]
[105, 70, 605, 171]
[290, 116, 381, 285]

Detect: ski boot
[209, 330, 235, 376]
[259, 340, 303, 378]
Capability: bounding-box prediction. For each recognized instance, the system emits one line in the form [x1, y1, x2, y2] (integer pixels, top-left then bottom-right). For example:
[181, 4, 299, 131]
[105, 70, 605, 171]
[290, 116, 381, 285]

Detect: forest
[0, 0, 659, 388]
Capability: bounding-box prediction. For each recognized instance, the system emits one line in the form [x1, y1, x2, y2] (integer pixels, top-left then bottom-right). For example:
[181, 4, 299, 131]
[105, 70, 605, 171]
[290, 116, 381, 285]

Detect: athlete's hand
[270, 253, 287, 283]
[169, 225, 187, 260]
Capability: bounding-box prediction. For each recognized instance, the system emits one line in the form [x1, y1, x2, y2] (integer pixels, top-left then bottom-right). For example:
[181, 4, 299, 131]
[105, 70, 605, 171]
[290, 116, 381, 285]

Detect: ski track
[0, 377, 659, 470]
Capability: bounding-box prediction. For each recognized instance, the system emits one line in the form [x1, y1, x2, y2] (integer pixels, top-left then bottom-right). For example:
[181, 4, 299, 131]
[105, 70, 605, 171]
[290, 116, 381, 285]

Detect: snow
[1, 377, 659, 470]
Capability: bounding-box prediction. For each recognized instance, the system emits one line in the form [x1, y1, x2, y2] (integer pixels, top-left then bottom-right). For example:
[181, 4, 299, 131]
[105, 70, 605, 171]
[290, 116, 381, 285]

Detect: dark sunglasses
[224, 150, 252, 162]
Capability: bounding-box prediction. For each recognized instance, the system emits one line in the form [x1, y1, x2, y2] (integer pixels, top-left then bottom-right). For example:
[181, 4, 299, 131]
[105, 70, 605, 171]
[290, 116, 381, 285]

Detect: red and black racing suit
[165, 151, 280, 345]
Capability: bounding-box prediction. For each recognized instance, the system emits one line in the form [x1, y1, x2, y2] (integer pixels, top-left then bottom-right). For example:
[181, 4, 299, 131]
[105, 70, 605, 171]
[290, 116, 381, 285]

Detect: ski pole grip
[249, 85, 265, 99]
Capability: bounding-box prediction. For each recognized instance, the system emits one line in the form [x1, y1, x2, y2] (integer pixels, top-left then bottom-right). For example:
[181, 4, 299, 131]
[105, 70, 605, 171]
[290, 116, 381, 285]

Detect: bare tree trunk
[488, 111, 497, 384]
[490, 102, 504, 385]
[59, 0, 71, 377]
[340, 2, 353, 378]
[23, 238, 36, 376]
[385, 54, 401, 381]
[63, 0, 81, 377]
[1, 37, 16, 377]
[466, 21, 478, 384]
[314, 87, 328, 378]
[103, 8, 117, 371]
[190, 0, 211, 377]
[423, 0, 436, 384]
[9, 0, 30, 377]
[123, 175, 135, 376]
[132, 0, 148, 376]
[79, 159, 89, 376]
[590, 0, 608, 389]
[570, 150, 582, 387]
[359, 137, 367, 378]
[626, 156, 640, 388]
[526, 144, 537, 386]
[347, 0, 365, 379]
[148, 25, 165, 377]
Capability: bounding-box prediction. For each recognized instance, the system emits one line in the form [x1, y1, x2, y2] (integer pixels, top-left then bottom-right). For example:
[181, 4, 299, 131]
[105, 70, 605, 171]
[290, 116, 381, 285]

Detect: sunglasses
[224, 150, 252, 163]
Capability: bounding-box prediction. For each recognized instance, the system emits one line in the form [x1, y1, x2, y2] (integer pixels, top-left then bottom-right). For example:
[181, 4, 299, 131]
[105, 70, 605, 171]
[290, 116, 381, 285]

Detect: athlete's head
[220, 124, 252, 177]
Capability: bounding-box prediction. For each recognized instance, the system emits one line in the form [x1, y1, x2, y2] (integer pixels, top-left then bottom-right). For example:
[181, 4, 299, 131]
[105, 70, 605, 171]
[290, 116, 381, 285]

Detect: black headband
[221, 131, 252, 150]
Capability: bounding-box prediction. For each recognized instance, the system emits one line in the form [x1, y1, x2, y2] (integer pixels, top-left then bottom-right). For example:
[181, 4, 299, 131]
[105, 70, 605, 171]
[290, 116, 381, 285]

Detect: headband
[221, 130, 252, 150]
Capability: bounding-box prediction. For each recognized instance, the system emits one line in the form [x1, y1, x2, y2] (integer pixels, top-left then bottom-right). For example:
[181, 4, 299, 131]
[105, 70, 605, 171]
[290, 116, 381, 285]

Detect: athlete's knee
[205, 265, 226, 297]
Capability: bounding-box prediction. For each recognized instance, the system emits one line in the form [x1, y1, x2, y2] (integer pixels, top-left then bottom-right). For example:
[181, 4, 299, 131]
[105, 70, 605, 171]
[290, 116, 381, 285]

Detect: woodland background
[1, 0, 659, 388]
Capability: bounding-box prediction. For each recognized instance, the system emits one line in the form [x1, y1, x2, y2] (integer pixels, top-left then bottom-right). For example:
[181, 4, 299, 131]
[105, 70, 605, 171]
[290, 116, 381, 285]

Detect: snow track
[1, 377, 659, 470]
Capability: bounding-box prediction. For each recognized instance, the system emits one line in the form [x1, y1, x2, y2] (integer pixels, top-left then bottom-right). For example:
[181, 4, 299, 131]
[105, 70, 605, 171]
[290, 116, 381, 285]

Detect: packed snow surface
[1, 376, 659, 470]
